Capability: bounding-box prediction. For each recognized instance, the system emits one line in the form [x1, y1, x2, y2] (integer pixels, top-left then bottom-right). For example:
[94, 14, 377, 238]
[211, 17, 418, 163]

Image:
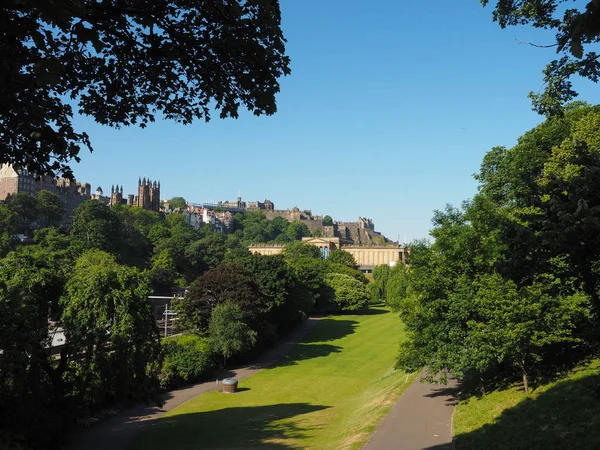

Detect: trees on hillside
[481, 1, 600, 116]
[395, 103, 600, 393]
[61, 250, 160, 406]
[2, 0, 290, 176]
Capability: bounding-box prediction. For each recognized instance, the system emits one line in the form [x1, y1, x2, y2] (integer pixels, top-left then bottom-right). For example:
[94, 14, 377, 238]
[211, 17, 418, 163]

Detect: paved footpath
[363, 373, 459, 450]
[65, 317, 318, 450]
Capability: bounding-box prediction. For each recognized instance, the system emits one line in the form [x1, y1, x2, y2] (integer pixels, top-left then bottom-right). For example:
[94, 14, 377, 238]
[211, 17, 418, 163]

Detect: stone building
[218, 196, 246, 211]
[136, 177, 160, 212]
[247, 199, 275, 210]
[248, 236, 408, 273]
[0, 164, 91, 221]
[110, 185, 125, 206]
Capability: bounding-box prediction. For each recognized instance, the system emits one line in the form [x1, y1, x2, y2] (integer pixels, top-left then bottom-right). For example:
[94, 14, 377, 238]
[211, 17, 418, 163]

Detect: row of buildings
[0, 167, 396, 251]
[0, 166, 161, 222]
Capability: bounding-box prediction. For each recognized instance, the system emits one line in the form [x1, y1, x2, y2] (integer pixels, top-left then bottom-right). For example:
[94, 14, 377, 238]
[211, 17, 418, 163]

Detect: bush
[323, 273, 370, 312]
[160, 334, 214, 388]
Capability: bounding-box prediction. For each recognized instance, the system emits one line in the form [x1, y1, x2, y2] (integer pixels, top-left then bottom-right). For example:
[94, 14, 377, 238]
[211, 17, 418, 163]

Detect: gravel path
[65, 317, 319, 450]
[363, 373, 459, 450]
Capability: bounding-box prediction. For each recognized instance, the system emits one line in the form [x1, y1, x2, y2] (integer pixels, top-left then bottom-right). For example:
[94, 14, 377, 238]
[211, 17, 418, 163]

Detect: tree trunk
[520, 357, 529, 395]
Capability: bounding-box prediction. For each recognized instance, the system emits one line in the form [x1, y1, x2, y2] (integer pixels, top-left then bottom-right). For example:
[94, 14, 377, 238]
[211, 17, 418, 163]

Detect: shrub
[160, 334, 214, 388]
[324, 273, 370, 312]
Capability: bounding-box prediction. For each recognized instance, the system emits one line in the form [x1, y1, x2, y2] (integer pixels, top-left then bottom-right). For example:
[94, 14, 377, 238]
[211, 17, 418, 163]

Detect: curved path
[66, 317, 319, 450]
[363, 373, 459, 450]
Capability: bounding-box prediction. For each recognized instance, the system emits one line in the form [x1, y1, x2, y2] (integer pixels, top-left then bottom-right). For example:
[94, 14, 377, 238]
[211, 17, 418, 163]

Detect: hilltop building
[136, 177, 160, 212]
[0, 164, 91, 221]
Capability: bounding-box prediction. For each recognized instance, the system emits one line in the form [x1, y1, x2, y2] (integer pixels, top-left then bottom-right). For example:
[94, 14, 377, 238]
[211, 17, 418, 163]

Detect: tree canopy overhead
[1, 0, 290, 177]
[481, 0, 600, 116]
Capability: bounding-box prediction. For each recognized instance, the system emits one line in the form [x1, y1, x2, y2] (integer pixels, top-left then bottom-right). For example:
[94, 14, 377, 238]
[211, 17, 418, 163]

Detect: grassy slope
[135, 308, 415, 449]
[454, 360, 600, 450]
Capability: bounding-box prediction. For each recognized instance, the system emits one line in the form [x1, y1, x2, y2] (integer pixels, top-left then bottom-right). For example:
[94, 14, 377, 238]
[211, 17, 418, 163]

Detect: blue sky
[70, 0, 600, 242]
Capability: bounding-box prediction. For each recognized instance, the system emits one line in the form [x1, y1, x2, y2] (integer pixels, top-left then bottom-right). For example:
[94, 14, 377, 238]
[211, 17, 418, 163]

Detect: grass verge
[134, 307, 415, 449]
[454, 360, 600, 450]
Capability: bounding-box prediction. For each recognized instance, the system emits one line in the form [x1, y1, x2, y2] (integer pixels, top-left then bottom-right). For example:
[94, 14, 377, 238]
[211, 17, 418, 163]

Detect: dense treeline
[0, 197, 366, 449]
[375, 103, 600, 395]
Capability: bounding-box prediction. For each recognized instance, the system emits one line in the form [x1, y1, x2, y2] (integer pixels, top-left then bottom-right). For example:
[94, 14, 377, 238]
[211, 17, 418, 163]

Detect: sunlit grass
[454, 360, 600, 450]
[134, 307, 415, 449]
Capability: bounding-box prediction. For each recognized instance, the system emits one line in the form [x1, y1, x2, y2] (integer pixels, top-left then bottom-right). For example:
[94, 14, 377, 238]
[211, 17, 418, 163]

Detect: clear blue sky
[70, 0, 600, 242]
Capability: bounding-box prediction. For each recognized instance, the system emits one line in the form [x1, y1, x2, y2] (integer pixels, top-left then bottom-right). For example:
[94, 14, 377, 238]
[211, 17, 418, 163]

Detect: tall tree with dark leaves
[481, 1, 600, 116]
[1, 0, 290, 176]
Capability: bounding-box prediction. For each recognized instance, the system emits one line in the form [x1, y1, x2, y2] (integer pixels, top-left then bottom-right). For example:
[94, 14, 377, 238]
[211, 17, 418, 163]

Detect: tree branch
[514, 34, 559, 48]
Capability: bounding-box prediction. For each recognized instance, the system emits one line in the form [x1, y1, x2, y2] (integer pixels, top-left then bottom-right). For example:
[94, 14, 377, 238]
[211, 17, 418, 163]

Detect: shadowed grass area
[454, 360, 600, 450]
[134, 307, 415, 449]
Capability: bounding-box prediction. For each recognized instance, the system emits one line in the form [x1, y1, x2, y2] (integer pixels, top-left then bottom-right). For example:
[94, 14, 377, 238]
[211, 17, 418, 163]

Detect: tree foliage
[328, 249, 357, 267]
[0, 248, 67, 449]
[168, 197, 187, 210]
[395, 103, 600, 394]
[481, 1, 600, 116]
[209, 301, 257, 365]
[159, 334, 214, 388]
[61, 250, 160, 408]
[175, 264, 261, 334]
[2, 0, 290, 176]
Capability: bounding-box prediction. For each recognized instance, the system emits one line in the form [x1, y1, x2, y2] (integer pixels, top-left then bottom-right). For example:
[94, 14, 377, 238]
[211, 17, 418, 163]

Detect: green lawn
[134, 307, 415, 449]
[454, 360, 600, 450]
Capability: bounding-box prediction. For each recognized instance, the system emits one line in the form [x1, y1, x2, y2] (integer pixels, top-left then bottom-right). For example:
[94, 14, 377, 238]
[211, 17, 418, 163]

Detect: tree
[372, 264, 392, 302]
[5, 192, 38, 225]
[324, 262, 369, 285]
[2, 0, 290, 177]
[150, 249, 178, 293]
[328, 249, 357, 267]
[168, 197, 187, 210]
[285, 221, 310, 241]
[282, 240, 321, 261]
[537, 109, 600, 312]
[0, 203, 17, 257]
[37, 190, 65, 227]
[70, 200, 120, 254]
[61, 250, 160, 408]
[323, 273, 369, 312]
[184, 231, 228, 279]
[323, 215, 333, 226]
[237, 254, 305, 326]
[209, 301, 257, 365]
[286, 257, 327, 313]
[111, 203, 153, 267]
[0, 248, 68, 449]
[175, 264, 261, 334]
[385, 263, 410, 311]
[481, 1, 600, 116]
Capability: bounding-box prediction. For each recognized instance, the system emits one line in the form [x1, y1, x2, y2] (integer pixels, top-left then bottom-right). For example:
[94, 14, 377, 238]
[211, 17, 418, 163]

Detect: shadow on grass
[277, 343, 343, 367]
[361, 307, 389, 316]
[454, 371, 600, 450]
[301, 319, 358, 343]
[136, 403, 329, 449]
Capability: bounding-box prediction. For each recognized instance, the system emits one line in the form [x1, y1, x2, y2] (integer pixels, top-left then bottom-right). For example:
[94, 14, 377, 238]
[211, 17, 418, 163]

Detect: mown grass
[134, 307, 415, 449]
[454, 360, 600, 450]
